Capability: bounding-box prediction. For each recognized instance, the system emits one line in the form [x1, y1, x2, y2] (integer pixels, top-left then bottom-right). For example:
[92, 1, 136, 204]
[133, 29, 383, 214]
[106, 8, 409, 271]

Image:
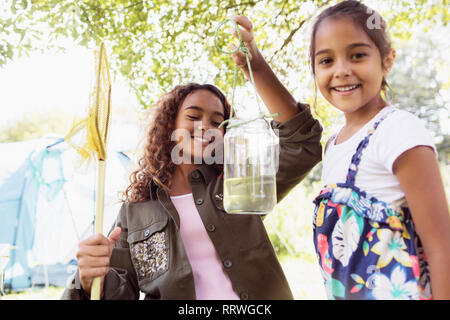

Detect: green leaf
[363, 241, 369, 256]
[331, 278, 346, 298]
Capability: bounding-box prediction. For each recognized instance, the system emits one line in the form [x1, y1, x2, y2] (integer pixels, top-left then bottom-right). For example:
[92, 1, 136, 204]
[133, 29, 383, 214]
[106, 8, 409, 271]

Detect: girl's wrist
[248, 42, 264, 71]
[238, 45, 265, 81]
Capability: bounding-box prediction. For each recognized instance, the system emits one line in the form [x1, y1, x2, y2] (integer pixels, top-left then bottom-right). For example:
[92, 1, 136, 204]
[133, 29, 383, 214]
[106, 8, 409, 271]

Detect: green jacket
[62, 103, 322, 300]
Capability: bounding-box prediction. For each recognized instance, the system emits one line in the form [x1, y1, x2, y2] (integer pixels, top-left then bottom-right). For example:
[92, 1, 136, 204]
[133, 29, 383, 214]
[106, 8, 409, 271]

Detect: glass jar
[223, 118, 279, 214]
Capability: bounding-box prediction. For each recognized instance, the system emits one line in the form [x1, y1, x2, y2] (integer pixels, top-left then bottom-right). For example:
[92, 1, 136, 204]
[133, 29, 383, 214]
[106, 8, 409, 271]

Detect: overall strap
[345, 109, 396, 186]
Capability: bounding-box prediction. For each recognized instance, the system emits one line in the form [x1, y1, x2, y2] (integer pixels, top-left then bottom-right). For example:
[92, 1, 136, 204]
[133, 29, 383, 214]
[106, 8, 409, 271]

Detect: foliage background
[0, 0, 449, 299]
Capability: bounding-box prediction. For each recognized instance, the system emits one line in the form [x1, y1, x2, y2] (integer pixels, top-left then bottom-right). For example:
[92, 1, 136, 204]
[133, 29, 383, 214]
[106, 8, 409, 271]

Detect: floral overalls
[312, 110, 432, 300]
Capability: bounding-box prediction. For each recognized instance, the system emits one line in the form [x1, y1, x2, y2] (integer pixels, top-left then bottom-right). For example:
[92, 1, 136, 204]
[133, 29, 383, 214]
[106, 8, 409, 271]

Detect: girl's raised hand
[230, 15, 261, 74]
[228, 15, 299, 123]
[76, 226, 121, 296]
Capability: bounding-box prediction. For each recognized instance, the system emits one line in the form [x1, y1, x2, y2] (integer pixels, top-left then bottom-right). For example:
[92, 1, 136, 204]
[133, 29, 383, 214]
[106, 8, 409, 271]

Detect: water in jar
[223, 174, 276, 214]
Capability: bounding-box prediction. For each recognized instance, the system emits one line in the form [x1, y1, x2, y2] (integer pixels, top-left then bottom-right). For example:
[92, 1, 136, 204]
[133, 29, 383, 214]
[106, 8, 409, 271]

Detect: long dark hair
[122, 83, 231, 203]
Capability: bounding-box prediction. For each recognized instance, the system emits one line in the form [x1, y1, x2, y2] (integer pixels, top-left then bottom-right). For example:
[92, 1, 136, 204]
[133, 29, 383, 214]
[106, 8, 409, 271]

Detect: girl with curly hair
[63, 25, 323, 300]
[124, 83, 231, 201]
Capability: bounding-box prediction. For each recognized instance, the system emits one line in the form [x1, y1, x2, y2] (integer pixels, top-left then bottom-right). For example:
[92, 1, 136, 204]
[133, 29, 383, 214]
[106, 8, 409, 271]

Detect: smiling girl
[307, 1, 450, 299]
[230, 1, 450, 300]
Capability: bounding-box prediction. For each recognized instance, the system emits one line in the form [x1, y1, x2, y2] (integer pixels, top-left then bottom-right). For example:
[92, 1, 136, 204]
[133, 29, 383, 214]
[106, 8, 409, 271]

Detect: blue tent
[0, 135, 132, 291]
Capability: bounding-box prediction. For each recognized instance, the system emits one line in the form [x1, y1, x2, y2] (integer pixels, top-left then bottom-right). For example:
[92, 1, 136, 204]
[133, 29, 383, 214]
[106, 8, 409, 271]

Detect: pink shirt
[170, 193, 239, 300]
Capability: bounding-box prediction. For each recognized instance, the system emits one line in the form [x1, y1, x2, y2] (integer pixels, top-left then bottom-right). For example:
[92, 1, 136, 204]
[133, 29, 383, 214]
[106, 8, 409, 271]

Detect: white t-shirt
[322, 105, 437, 210]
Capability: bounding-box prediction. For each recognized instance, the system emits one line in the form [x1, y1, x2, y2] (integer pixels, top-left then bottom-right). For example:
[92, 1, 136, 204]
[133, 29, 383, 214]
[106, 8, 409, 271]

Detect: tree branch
[223, 1, 260, 10]
[267, 0, 333, 64]
[268, 19, 305, 64]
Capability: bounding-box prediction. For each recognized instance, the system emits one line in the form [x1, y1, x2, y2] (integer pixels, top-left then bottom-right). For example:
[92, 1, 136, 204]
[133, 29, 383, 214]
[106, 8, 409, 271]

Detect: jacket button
[196, 198, 204, 205]
[144, 229, 150, 237]
[191, 171, 200, 179]
[206, 224, 216, 232]
[223, 259, 232, 268]
[240, 292, 249, 300]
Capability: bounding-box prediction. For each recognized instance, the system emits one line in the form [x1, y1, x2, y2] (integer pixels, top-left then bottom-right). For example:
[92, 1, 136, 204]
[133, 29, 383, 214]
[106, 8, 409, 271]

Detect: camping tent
[0, 121, 139, 291]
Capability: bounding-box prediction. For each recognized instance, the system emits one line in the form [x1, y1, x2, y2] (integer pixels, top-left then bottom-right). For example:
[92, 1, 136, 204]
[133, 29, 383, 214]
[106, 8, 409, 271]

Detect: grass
[1, 286, 65, 300]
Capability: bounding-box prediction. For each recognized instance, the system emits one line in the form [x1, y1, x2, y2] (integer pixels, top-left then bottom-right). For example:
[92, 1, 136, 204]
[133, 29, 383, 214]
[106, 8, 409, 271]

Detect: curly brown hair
[122, 83, 231, 203]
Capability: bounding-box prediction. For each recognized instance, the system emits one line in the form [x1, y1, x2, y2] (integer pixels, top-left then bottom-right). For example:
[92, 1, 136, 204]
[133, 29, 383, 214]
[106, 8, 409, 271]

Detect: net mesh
[65, 43, 111, 166]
